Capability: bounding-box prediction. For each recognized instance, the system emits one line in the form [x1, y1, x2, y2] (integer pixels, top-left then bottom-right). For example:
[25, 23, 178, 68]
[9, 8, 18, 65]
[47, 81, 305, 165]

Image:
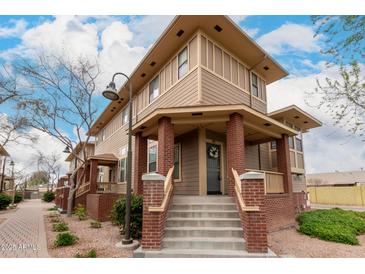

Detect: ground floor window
[148, 145, 157, 172]
[174, 143, 181, 180]
[119, 158, 126, 182]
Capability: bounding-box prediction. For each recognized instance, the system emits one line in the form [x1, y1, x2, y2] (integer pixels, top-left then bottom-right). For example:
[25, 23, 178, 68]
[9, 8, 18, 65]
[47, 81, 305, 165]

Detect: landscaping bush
[74, 204, 87, 220]
[90, 220, 102, 229]
[48, 205, 58, 211]
[53, 222, 69, 232]
[110, 195, 143, 239]
[42, 191, 55, 202]
[49, 216, 61, 223]
[75, 249, 97, 258]
[0, 193, 12, 210]
[54, 232, 79, 247]
[14, 192, 23, 203]
[297, 208, 365, 245]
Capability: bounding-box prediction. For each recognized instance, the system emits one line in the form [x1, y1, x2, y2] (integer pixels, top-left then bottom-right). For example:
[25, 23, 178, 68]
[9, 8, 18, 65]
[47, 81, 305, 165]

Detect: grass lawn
[297, 208, 365, 245]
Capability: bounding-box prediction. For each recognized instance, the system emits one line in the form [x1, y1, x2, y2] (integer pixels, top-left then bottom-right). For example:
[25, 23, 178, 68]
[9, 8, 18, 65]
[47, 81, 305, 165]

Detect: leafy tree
[27, 170, 49, 187]
[309, 16, 365, 138]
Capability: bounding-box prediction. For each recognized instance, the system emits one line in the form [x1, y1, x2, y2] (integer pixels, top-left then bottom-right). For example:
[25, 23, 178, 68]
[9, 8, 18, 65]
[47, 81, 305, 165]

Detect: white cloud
[267, 62, 365, 173]
[257, 23, 322, 55]
[0, 19, 27, 38]
[229, 15, 248, 25]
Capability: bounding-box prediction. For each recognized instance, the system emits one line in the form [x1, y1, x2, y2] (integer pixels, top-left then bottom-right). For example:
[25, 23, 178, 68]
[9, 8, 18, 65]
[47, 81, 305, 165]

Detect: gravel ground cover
[44, 211, 133, 258]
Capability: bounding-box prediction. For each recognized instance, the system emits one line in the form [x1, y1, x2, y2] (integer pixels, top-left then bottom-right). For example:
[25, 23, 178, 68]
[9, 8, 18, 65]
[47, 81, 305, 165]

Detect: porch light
[102, 81, 120, 101]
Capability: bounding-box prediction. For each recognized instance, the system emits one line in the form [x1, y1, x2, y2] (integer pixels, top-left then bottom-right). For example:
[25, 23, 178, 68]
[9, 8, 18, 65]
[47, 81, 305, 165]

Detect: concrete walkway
[311, 203, 365, 212]
[0, 199, 49, 258]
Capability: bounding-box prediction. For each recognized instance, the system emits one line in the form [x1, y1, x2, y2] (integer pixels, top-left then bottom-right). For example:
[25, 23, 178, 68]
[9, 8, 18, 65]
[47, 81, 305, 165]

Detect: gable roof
[88, 15, 288, 136]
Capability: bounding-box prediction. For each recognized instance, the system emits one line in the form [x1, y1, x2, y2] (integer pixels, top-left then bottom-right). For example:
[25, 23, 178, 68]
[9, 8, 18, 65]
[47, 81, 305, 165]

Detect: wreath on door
[208, 145, 219, 159]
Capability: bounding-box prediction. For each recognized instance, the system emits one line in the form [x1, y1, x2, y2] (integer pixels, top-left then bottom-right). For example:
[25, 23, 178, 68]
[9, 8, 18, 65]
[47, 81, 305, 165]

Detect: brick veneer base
[75, 193, 87, 208]
[265, 193, 296, 232]
[60, 187, 70, 212]
[86, 193, 121, 221]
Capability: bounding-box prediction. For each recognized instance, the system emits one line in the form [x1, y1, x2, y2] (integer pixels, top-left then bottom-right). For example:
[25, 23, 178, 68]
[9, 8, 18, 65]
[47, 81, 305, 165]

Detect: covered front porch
[132, 104, 298, 197]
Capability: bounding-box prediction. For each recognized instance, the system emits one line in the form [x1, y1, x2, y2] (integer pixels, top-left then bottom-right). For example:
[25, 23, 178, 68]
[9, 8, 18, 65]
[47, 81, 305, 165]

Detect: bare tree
[36, 151, 62, 191]
[0, 64, 19, 105]
[13, 53, 100, 216]
[308, 16, 365, 138]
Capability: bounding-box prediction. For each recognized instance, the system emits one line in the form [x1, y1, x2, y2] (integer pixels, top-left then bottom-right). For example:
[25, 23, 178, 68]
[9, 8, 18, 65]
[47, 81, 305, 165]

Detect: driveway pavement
[0, 199, 49, 258]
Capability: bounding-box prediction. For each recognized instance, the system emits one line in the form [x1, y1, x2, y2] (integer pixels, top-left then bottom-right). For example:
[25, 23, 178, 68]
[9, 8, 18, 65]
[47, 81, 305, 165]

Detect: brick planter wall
[293, 191, 310, 214]
[86, 193, 120, 221]
[75, 193, 87, 208]
[60, 187, 70, 212]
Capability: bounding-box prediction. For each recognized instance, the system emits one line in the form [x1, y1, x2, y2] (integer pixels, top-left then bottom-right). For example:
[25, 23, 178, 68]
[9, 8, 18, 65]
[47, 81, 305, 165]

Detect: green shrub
[53, 222, 69, 232]
[54, 232, 78, 247]
[110, 195, 143, 239]
[74, 204, 87, 220]
[297, 208, 365, 245]
[90, 220, 102, 229]
[0, 193, 12, 210]
[74, 249, 97, 258]
[48, 205, 58, 211]
[49, 216, 61, 223]
[42, 191, 55, 202]
[14, 192, 23, 203]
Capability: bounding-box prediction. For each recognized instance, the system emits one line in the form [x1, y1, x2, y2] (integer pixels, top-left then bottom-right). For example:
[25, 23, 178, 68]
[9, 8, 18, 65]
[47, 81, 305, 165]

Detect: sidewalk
[0, 199, 50, 258]
[311, 203, 365, 212]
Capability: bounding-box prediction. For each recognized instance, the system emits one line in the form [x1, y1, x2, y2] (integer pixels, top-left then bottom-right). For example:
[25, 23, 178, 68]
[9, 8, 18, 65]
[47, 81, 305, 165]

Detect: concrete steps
[134, 195, 276, 258]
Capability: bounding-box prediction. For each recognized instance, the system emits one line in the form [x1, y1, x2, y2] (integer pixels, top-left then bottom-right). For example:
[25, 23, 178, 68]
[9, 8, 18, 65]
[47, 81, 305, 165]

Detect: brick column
[89, 159, 99, 194]
[240, 172, 267, 253]
[276, 134, 293, 193]
[141, 173, 165, 250]
[134, 132, 148, 195]
[227, 112, 245, 197]
[61, 186, 70, 212]
[157, 116, 174, 176]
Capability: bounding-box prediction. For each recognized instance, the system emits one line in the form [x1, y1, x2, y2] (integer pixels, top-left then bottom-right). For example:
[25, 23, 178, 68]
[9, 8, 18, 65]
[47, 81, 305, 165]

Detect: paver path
[0, 199, 49, 257]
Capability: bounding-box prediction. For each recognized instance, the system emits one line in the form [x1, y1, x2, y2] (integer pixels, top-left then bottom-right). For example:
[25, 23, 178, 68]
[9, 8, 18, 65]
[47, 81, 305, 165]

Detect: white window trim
[178, 47, 188, 79]
[147, 143, 158, 173]
[149, 76, 160, 104]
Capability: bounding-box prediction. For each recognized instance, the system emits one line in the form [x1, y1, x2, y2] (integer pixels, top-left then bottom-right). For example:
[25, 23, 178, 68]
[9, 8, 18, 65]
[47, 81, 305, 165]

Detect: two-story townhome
[79, 15, 321, 257]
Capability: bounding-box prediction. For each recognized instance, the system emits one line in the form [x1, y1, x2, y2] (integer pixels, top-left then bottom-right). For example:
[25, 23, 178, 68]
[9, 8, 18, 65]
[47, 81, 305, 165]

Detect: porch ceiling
[132, 105, 298, 144]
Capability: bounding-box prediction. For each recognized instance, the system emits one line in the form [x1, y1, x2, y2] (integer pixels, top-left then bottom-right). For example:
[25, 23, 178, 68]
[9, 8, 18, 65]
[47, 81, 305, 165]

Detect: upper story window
[101, 128, 106, 142]
[149, 76, 159, 103]
[178, 47, 188, 79]
[289, 136, 295, 149]
[122, 105, 129, 125]
[251, 73, 259, 97]
[271, 141, 277, 150]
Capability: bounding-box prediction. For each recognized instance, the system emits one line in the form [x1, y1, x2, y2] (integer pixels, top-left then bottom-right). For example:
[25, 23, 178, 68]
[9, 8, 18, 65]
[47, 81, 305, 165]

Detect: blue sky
[0, 15, 364, 175]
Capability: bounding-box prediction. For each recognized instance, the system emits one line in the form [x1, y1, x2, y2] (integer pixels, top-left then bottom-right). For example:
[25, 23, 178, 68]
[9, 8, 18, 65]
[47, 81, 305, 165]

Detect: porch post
[226, 113, 245, 197]
[134, 132, 148, 195]
[89, 159, 98, 194]
[157, 116, 174, 176]
[276, 134, 293, 193]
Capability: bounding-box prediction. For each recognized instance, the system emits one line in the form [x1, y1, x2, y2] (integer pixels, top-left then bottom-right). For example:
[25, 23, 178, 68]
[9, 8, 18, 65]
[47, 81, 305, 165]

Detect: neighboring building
[68, 16, 321, 256]
[307, 170, 365, 206]
[307, 170, 365, 187]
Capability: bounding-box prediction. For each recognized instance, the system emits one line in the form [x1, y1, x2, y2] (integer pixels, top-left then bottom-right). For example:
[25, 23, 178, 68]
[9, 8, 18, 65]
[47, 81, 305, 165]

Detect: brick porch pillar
[61, 186, 70, 212]
[89, 159, 98, 194]
[276, 134, 293, 194]
[226, 113, 245, 197]
[141, 173, 165, 250]
[240, 172, 268, 253]
[134, 132, 148, 195]
[157, 116, 174, 176]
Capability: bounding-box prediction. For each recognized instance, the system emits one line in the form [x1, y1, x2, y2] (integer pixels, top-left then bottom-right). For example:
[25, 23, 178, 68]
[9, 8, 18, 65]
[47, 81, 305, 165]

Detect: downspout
[248, 54, 268, 108]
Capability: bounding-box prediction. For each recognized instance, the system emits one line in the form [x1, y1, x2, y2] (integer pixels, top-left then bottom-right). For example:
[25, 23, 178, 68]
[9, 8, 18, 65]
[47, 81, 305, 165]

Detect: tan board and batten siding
[93, 31, 272, 189]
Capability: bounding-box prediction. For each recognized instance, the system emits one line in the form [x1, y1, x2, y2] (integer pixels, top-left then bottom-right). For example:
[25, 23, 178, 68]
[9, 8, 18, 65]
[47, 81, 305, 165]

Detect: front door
[206, 143, 221, 195]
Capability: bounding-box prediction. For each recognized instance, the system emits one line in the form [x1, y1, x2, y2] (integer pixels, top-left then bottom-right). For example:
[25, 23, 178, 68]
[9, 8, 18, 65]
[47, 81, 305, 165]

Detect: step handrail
[231, 168, 260, 212]
[75, 182, 91, 198]
[149, 166, 174, 212]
